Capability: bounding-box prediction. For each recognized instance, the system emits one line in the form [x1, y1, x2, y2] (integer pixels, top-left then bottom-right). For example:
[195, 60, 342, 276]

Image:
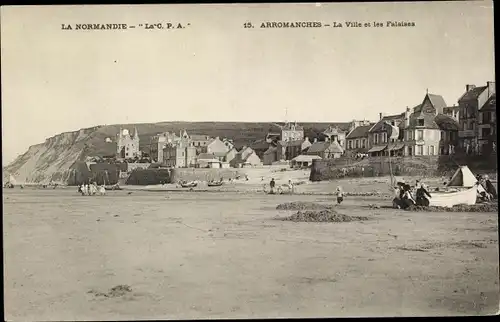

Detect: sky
[1, 1, 495, 165]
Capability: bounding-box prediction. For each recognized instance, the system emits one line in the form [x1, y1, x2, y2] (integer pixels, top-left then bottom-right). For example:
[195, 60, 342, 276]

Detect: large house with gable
[457, 82, 496, 155]
[403, 93, 459, 156]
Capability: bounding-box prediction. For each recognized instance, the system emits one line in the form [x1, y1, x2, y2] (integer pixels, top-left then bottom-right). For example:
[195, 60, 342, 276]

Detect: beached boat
[428, 186, 478, 207]
[104, 184, 122, 191]
[207, 180, 223, 187]
[179, 181, 198, 188]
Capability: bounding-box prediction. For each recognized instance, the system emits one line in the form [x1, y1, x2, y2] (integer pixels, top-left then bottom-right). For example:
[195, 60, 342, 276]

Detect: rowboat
[179, 181, 197, 188]
[207, 181, 223, 187]
[105, 184, 122, 191]
[428, 186, 478, 207]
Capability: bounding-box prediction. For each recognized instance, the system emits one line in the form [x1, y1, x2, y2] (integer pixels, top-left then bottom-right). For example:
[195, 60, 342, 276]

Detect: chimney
[405, 106, 410, 127]
[379, 113, 385, 121]
[466, 84, 476, 92]
[487, 81, 496, 97]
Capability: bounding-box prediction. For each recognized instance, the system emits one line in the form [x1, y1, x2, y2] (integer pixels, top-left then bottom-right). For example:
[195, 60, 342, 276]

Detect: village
[80, 81, 496, 185]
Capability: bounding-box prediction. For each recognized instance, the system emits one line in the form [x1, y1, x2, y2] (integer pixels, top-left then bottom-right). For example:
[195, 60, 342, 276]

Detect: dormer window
[417, 119, 424, 126]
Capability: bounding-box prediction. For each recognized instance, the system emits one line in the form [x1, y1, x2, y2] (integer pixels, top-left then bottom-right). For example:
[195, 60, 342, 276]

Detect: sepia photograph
[1, 1, 498, 320]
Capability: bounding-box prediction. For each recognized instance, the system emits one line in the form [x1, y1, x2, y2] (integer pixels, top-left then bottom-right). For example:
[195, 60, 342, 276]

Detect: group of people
[393, 180, 432, 209]
[268, 178, 295, 194]
[476, 174, 497, 201]
[78, 182, 106, 196]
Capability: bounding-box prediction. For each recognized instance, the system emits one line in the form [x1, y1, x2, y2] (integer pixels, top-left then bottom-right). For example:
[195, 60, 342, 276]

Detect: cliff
[3, 121, 346, 184]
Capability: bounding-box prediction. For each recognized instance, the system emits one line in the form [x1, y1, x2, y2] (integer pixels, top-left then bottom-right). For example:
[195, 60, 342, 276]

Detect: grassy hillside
[87, 121, 351, 155]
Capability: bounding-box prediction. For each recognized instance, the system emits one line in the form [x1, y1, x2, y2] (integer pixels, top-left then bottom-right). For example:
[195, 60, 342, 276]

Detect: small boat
[207, 180, 223, 187]
[105, 184, 123, 191]
[428, 186, 478, 207]
[180, 181, 198, 188]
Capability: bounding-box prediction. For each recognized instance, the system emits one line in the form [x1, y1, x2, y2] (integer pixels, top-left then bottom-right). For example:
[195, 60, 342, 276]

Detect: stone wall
[170, 168, 243, 183]
[309, 154, 498, 181]
[126, 168, 172, 185]
[126, 163, 151, 172]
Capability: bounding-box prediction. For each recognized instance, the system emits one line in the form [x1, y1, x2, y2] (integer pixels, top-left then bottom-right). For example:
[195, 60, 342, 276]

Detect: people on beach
[415, 183, 432, 207]
[482, 175, 497, 199]
[336, 186, 344, 204]
[393, 183, 415, 209]
[288, 180, 294, 194]
[269, 178, 276, 194]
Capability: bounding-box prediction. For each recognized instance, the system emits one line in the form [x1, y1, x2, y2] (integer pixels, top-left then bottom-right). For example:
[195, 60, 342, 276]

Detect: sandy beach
[3, 180, 499, 320]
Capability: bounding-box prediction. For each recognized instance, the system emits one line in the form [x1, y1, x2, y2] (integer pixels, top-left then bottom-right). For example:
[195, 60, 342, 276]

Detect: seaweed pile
[276, 201, 330, 211]
[88, 284, 133, 298]
[278, 209, 369, 223]
[406, 203, 498, 213]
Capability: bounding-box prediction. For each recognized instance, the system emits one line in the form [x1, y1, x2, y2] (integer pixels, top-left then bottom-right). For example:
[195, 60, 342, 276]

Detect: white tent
[446, 166, 477, 187]
[8, 174, 17, 185]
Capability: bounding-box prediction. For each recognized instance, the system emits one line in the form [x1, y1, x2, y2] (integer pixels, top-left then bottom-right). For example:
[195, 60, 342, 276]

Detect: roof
[481, 94, 496, 111]
[326, 140, 344, 153]
[307, 141, 330, 153]
[346, 124, 373, 139]
[435, 113, 460, 131]
[368, 145, 387, 153]
[387, 142, 405, 151]
[197, 153, 216, 160]
[323, 126, 346, 135]
[458, 86, 487, 102]
[369, 113, 405, 132]
[242, 151, 259, 162]
[292, 155, 322, 162]
[281, 122, 304, 131]
[426, 94, 447, 112]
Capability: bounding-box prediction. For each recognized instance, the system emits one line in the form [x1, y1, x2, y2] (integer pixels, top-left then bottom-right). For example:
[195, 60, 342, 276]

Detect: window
[429, 146, 435, 155]
[355, 140, 359, 148]
[382, 132, 387, 143]
[463, 123, 467, 131]
[483, 112, 491, 123]
[440, 131, 445, 140]
[468, 122, 474, 130]
[348, 140, 352, 149]
[417, 146, 424, 155]
[361, 139, 366, 148]
[182, 151, 185, 157]
[417, 130, 424, 140]
[482, 127, 491, 138]
[374, 134, 379, 144]
[408, 147, 413, 156]
[417, 119, 424, 126]
[408, 131, 413, 140]
[391, 121, 395, 126]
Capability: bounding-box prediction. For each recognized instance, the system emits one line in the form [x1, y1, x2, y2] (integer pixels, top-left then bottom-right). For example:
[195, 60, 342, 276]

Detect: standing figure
[288, 180, 294, 194]
[336, 186, 344, 205]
